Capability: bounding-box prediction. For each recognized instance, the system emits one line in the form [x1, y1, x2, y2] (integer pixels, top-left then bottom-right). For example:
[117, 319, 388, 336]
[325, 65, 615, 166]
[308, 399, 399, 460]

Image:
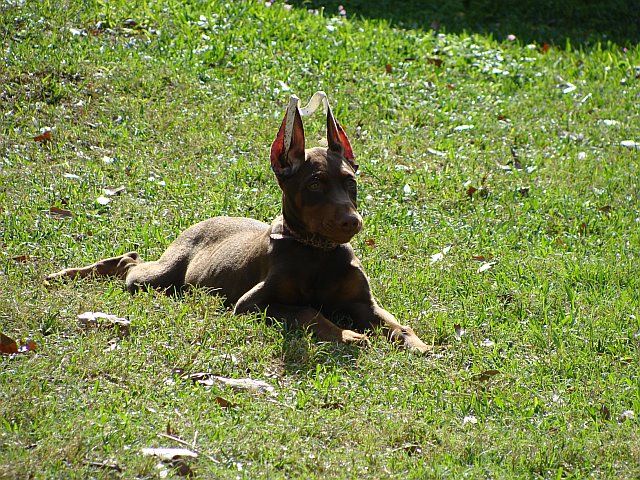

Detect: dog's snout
[340, 213, 362, 233]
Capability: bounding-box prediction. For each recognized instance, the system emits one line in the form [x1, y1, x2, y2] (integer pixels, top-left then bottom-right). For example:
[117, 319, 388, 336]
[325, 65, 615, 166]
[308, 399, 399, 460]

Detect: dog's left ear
[327, 105, 357, 172]
[271, 96, 306, 177]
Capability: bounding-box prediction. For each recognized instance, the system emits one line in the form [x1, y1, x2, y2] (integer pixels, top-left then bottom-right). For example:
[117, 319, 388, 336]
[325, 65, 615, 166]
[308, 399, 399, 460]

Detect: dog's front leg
[234, 283, 368, 345]
[348, 302, 431, 354]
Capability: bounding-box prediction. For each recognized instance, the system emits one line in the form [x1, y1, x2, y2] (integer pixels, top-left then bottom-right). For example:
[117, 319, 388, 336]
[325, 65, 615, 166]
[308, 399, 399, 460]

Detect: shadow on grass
[290, 0, 639, 47]
[276, 315, 364, 375]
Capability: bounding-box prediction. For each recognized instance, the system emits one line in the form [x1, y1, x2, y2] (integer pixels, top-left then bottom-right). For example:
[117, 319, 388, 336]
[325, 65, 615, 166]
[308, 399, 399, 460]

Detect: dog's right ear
[270, 97, 305, 177]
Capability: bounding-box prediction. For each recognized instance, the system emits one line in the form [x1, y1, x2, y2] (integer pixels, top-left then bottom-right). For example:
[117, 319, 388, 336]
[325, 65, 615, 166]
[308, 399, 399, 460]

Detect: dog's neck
[271, 215, 339, 251]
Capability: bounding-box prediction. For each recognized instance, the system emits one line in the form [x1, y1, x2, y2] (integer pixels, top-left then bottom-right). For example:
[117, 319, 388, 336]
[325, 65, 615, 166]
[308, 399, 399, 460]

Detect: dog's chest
[270, 246, 366, 307]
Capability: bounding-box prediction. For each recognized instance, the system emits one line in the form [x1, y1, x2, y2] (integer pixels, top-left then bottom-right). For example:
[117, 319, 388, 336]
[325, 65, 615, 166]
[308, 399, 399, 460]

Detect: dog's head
[270, 94, 362, 245]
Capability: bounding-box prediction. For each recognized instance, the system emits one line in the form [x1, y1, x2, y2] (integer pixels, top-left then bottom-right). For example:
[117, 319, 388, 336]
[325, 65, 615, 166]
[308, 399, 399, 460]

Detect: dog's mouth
[322, 219, 362, 245]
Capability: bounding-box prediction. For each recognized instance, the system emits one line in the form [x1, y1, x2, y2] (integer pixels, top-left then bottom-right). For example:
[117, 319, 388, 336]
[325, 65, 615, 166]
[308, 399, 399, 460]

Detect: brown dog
[48, 93, 429, 353]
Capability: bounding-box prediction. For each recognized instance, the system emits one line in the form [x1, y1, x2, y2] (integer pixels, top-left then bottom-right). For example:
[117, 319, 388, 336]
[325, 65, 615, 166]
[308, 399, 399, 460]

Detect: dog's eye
[345, 178, 357, 191]
[307, 180, 322, 191]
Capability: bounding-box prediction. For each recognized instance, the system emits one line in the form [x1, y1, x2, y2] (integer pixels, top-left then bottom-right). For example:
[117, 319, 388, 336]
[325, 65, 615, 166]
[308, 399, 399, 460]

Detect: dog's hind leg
[46, 252, 142, 281]
[124, 257, 188, 293]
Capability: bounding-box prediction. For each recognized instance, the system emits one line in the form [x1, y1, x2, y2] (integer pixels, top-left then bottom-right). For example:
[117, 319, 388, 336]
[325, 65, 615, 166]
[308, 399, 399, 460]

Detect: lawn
[1, 0, 639, 478]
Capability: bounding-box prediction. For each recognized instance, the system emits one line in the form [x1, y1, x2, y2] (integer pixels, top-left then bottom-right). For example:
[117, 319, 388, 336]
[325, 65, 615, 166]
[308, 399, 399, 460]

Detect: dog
[47, 92, 430, 353]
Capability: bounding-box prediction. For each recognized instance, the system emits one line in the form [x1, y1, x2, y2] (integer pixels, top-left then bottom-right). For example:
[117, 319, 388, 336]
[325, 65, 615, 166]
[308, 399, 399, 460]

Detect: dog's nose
[340, 213, 362, 233]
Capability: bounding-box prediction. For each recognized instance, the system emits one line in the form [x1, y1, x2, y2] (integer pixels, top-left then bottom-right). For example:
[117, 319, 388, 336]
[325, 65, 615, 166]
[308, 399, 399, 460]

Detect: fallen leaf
[473, 369, 500, 382]
[426, 57, 443, 67]
[17, 338, 37, 353]
[598, 205, 612, 213]
[462, 415, 478, 425]
[385, 63, 393, 74]
[33, 130, 52, 143]
[426, 147, 446, 157]
[12, 255, 29, 263]
[471, 255, 486, 261]
[48, 206, 73, 218]
[365, 239, 376, 248]
[430, 245, 452, 264]
[0, 333, 18, 355]
[454, 324, 465, 340]
[321, 401, 345, 410]
[187, 373, 275, 395]
[104, 186, 126, 196]
[430, 252, 444, 263]
[620, 140, 639, 149]
[141, 447, 198, 461]
[618, 410, 635, 422]
[214, 396, 236, 408]
[466, 185, 478, 197]
[84, 460, 122, 472]
[541, 42, 551, 53]
[77, 312, 130, 335]
[497, 114, 508, 121]
[477, 262, 496, 273]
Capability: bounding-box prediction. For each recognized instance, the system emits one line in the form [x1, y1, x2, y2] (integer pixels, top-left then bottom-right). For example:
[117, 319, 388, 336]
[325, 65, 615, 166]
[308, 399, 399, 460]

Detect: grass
[1, 0, 639, 478]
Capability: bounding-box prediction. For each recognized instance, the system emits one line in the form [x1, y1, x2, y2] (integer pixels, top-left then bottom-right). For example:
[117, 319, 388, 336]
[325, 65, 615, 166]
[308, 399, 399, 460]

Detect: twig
[157, 433, 219, 464]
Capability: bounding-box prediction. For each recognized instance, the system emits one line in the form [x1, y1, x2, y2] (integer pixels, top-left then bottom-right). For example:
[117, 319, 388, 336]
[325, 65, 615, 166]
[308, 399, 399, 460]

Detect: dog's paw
[45, 268, 76, 281]
[395, 326, 432, 354]
[340, 329, 370, 346]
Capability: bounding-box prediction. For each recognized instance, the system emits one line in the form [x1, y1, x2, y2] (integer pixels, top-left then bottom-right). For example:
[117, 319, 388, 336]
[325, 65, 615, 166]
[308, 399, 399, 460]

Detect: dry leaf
[598, 205, 612, 213]
[141, 447, 198, 461]
[33, 130, 52, 143]
[48, 206, 73, 218]
[618, 410, 635, 422]
[187, 373, 275, 395]
[430, 252, 444, 263]
[471, 255, 486, 261]
[104, 186, 126, 196]
[214, 396, 236, 408]
[466, 185, 478, 197]
[472, 369, 500, 382]
[620, 140, 639, 149]
[77, 312, 131, 335]
[385, 63, 393, 74]
[462, 415, 478, 425]
[430, 245, 451, 264]
[365, 238, 376, 248]
[477, 262, 496, 273]
[18, 338, 37, 353]
[426, 57, 443, 67]
[12, 255, 29, 263]
[0, 333, 18, 355]
[321, 401, 345, 410]
[541, 42, 551, 53]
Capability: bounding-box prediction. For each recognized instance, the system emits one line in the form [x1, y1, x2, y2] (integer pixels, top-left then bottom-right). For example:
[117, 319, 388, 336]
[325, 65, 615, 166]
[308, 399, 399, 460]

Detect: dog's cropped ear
[270, 97, 306, 177]
[327, 105, 357, 172]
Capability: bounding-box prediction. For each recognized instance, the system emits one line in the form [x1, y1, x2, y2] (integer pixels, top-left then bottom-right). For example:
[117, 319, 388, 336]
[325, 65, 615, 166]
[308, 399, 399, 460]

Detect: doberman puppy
[48, 94, 430, 353]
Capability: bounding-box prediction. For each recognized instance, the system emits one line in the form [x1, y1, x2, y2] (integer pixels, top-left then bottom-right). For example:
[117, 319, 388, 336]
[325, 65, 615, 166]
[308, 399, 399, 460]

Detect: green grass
[1, 0, 639, 478]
